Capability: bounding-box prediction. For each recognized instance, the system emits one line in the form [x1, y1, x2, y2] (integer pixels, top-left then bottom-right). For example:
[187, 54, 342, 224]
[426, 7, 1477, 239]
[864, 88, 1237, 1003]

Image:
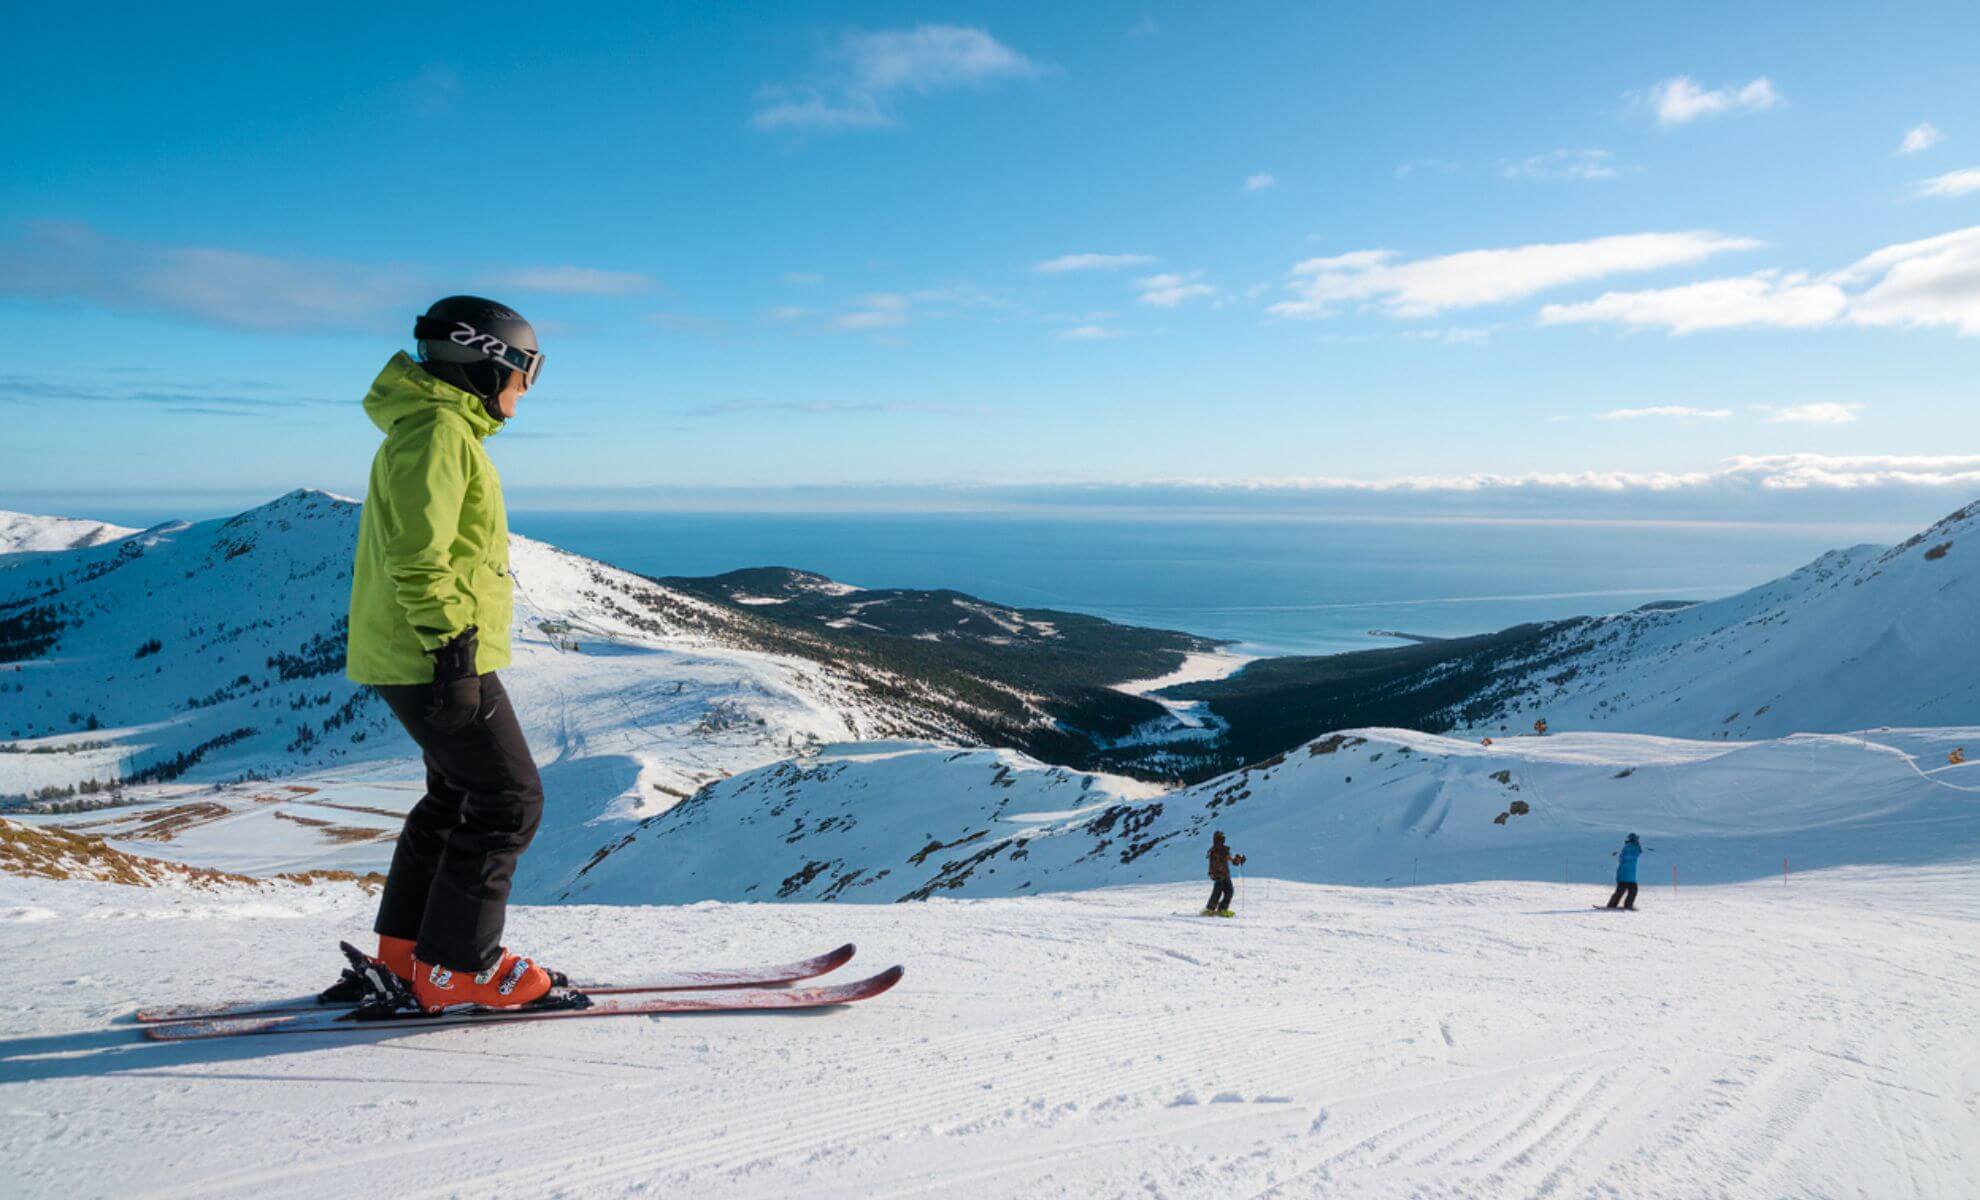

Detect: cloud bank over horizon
[13, 455, 1974, 531]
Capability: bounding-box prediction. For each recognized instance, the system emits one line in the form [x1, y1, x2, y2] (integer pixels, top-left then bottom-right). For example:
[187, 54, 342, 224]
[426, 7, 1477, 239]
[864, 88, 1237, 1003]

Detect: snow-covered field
[3, 865, 1974, 1199]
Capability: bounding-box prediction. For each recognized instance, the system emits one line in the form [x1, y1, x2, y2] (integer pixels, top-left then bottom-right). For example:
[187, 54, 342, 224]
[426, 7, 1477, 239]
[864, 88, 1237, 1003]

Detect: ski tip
[819, 942, 856, 970]
[822, 964, 904, 1003]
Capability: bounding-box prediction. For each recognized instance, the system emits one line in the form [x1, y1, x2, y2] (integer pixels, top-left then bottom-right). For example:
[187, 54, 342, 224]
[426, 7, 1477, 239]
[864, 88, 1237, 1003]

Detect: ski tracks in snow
[5, 868, 1978, 1199]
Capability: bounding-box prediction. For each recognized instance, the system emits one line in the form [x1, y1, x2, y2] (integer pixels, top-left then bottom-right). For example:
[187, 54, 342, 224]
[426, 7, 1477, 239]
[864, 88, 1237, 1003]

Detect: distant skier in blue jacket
[1605, 833, 1647, 910]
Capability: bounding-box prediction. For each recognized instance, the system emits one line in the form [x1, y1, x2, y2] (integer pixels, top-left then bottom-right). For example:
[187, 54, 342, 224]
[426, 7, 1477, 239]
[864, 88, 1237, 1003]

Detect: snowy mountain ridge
[1166, 498, 1980, 770]
[0, 489, 943, 812]
[0, 489, 1216, 885]
[4, 490, 1978, 900]
[0, 508, 139, 554]
[1454, 499, 1979, 737]
[542, 724, 1980, 906]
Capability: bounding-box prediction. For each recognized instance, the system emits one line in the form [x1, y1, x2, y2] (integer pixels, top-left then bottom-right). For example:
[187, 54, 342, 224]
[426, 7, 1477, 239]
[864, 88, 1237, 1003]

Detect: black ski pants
[1207, 877, 1234, 911]
[372, 674, 543, 973]
[1606, 881, 1639, 910]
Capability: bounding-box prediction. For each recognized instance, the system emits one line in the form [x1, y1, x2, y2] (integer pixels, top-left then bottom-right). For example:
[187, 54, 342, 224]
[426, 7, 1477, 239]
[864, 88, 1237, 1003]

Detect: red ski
[142, 966, 904, 1041]
[135, 943, 857, 1024]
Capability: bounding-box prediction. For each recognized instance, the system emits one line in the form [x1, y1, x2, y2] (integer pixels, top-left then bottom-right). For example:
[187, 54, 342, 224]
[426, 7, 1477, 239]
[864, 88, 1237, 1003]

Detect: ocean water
[507, 512, 1867, 656]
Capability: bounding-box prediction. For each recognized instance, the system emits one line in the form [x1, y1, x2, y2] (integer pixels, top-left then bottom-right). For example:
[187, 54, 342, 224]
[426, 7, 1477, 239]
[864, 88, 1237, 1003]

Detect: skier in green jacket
[342, 296, 558, 1012]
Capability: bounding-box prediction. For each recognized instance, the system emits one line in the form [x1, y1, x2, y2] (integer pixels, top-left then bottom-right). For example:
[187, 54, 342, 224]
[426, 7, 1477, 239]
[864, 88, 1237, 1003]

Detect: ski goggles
[414, 316, 546, 389]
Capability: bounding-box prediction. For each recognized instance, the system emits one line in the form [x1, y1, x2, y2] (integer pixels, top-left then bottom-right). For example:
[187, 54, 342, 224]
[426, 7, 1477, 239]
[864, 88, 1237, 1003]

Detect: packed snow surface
[3, 864, 1974, 1199]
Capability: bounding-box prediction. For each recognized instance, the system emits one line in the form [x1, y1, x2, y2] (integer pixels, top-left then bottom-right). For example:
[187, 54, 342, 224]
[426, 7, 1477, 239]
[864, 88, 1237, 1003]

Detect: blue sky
[4, 2, 1979, 521]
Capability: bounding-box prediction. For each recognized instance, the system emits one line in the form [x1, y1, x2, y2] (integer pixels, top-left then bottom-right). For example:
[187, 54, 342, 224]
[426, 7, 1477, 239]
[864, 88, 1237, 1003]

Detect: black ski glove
[424, 626, 482, 733]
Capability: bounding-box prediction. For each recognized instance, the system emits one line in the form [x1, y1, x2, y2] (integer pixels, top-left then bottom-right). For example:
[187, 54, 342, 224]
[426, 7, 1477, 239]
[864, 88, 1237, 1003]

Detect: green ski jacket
[345, 352, 512, 685]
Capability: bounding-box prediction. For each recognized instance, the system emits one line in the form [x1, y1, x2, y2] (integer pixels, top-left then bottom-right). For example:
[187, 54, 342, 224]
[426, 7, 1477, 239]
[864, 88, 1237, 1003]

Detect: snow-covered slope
[0, 489, 937, 824]
[0, 509, 136, 554]
[1451, 500, 1980, 738]
[549, 725, 1980, 904]
[1174, 499, 1980, 767]
[10, 490, 1980, 901]
[6, 864, 1975, 1198]
[0, 489, 1215, 824]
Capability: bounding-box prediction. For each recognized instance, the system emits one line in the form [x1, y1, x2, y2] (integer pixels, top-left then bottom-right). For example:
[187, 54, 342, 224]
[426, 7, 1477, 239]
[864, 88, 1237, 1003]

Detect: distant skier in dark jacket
[1605, 833, 1647, 910]
[1203, 831, 1245, 916]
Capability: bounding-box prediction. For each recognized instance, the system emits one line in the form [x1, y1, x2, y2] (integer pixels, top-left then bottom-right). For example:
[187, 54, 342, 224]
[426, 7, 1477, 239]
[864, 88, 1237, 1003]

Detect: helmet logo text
[448, 321, 510, 359]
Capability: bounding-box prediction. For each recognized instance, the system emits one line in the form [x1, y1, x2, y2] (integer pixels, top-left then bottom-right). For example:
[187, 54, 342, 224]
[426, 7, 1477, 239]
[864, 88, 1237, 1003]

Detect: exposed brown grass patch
[271, 810, 393, 846]
[95, 802, 234, 842]
[299, 800, 407, 820]
[0, 819, 381, 891]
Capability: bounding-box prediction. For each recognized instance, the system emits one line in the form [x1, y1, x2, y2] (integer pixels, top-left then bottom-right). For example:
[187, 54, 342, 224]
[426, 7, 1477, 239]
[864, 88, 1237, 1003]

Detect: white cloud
[751, 93, 890, 132]
[1644, 75, 1783, 126]
[764, 305, 813, 321]
[1244, 172, 1276, 192]
[510, 458, 1980, 521]
[835, 308, 909, 330]
[1839, 226, 1980, 334]
[1270, 231, 1759, 319]
[483, 266, 653, 295]
[0, 220, 426, 334]
[1596, 406, 1732, 421]
[1502, 149, 1622, 181]
[1757, 403, 1862, 425]
[1057, 325, 1121, 340]
[0, 222, 676, 333]
[830, 292, 911, 330]
[1914, 168, 1980, 199]
[1128, 16, 1159, 36]
[753, 25, 1041, 132]
[826, 284, 1002, 332]
[1075, 455, 1980, 497]
[1136, 271, 1215, 308]
[1535, 226, 1980, 337]
[1899, 123, 1944, 154]
[1399, 327, 1491, 345]
[1033, 253, 1158, 274]
[784, 271, 824, 284]
[1540, 271, 1847, 333]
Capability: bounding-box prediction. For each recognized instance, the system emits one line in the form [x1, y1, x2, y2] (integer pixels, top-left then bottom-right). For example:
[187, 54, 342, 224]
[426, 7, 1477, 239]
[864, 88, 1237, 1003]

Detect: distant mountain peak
[0, 509, 139, 555]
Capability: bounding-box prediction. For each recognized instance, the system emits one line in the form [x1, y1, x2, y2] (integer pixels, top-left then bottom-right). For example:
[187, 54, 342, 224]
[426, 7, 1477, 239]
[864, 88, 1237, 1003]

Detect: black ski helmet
[413, 295, 542, 417]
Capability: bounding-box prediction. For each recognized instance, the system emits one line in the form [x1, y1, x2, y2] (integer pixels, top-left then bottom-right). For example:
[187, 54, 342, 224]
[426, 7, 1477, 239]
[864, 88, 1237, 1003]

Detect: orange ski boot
[375, 934, 417, 983]
[412, 948, 555, 1012]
